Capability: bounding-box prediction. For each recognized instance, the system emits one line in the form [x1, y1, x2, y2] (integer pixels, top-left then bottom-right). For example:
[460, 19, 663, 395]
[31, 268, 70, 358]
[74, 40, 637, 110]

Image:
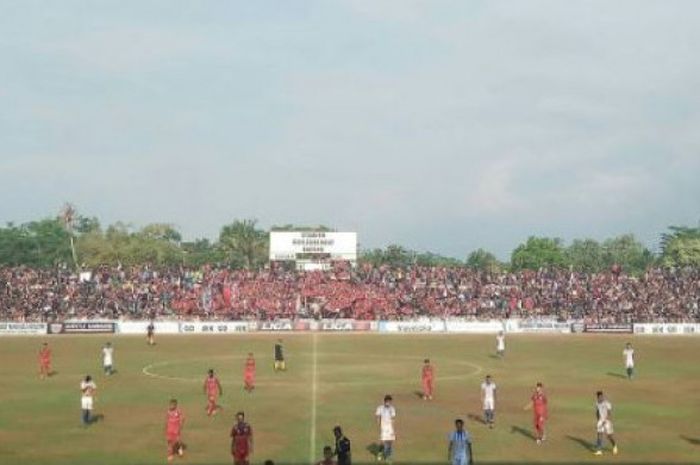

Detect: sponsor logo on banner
[259, 320, 294, 331]
[353, 321, 372, 331]
[444, 320, 504, 333]
[179, 322, 250, 334]
[380, 320, 445, 333]
[634, 323, 700, 335]
[517, 320, 571, 333]
[0, 322, 47, 335]
[60, 321, 116, 334]
[583, 323, 633, 334]
[320, 319, 355, 331]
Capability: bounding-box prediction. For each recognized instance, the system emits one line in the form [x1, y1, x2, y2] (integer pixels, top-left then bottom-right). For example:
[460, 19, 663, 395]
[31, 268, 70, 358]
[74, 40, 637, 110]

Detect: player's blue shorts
[452, 454, 468, 465]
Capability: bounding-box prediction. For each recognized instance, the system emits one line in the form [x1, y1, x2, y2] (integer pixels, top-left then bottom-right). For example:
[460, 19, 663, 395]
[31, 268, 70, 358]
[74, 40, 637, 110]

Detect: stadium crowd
[0, 264, 698, 323]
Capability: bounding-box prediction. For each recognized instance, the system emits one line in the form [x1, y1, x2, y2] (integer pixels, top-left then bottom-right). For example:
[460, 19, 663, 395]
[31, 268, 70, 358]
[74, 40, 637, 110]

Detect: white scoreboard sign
[269, 232, 357, 261]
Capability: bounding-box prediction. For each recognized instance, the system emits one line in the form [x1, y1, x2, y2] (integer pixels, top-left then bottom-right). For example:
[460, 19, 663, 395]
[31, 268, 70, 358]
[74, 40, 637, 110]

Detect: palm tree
[59, 203, 80, 270]
[219, 219, 268, 268]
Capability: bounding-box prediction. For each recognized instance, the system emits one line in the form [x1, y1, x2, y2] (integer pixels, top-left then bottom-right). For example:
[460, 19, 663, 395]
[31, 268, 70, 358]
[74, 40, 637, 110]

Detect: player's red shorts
[534, 413, 546, 431]
[422, 377, 433, 392]
[232, 448, 250, 465]
[244, 371, 255, 383]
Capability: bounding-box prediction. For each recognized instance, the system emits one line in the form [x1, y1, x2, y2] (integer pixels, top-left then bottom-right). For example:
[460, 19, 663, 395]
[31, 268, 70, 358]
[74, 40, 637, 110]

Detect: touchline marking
[309, 332, 319, 464]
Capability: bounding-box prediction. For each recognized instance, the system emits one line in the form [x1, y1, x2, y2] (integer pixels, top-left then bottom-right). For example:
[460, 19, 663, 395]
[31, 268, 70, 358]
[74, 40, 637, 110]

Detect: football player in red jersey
[204, 369, 223, 416]
[244, 353, 256, 393]
[231, 411, 254, 465]
[421, 358, 435, 400]
[38, 342, 52, 379]
[165, 399, 185, 462]
[524, 382, 548, 444]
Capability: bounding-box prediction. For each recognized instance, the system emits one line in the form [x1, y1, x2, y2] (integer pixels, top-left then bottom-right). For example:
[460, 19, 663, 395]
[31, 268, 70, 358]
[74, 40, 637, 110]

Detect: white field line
[309, 332, 319, 464]
[141, 353, 482, 385]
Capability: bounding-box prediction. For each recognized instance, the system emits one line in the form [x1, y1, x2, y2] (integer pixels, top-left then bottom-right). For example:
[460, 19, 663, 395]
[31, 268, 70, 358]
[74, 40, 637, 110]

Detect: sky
[1, 0, 699, 259]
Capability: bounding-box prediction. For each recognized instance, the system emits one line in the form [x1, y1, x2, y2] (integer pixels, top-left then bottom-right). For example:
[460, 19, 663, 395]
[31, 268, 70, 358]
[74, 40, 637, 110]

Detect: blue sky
[1, 0, 698, 258]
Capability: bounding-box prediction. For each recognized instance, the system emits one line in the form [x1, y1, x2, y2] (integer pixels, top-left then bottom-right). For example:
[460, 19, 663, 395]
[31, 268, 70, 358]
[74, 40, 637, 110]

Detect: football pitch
[0, 333, 698, 464]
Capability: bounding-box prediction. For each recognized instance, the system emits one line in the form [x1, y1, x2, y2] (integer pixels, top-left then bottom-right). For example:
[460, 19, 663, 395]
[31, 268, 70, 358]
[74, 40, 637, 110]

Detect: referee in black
[273, 339, 286, 371]
[333, 425, 351, 465]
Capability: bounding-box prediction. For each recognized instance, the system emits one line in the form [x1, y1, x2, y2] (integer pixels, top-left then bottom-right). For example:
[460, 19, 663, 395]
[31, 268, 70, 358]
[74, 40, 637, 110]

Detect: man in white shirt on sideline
[80, 375, 97, 426]
[102, 342, 114, 376]
[480, 375, 497, 428]
[623, 343, 635, 380]
[496, 331, 506, 357]
[375, 394, 396, 463]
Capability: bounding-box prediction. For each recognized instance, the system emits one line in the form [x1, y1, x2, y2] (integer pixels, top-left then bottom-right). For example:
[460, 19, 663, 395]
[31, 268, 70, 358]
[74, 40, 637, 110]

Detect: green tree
[565, 239, 604, 273]
[182, 239, 226, 266]
[466, 248, 500, 272]
[660, 225, 700, 267]
[58, 203, 80, 269]
[601, 234, 654, 274]
[219, 219, 268, 268]
[511, 237, 566, 270]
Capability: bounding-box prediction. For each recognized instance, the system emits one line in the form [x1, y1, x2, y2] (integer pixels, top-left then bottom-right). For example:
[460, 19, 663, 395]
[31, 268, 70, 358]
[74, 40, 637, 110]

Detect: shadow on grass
[88, 413, 104, 425]
[566, 435, 596, 451]
[467, 413, 486, 425]
[510, 425, 536, 440]
[366, 442, 382, 458]
[606, 372, 627, 379]
[413, 390, 425, 400]
[488, 354, 500, 359]
[680, 435, 700, 445]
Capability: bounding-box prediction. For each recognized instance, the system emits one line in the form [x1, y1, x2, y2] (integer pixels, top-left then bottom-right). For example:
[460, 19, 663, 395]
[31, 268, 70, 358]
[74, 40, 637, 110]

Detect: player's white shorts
[625, 362, 634, 369]
[380, 425, 396, 442]
[483, 398, 495, 411]
[597, 419, 613, 435]
[104, 358, 113, 367]
[81, 396, 94, 410]
[452, 454, 468, 465]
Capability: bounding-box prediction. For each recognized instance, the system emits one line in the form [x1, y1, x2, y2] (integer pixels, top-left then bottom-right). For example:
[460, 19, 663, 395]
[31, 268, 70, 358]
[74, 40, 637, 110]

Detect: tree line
[0, 205, 698, 273]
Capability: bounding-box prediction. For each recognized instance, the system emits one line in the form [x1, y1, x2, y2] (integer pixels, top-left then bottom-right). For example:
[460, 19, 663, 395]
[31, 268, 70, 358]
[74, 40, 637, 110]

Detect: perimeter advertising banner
[178, 321, 251, 334]
[634, 323, 700, 335]
[0, 322, 47, 335]
[379, 320, 446, 333]
[48, 321, 117, 334]
[583, 323, 633, 334]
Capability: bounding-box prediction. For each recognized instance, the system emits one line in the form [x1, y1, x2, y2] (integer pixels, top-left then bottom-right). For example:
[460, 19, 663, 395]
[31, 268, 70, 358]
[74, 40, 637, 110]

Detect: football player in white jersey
[480, 375, 497, 428]
[102, 342, 114, 375]
[375, 395, 396, 463]
[622, 342, 635, 379]
[80, 375, 97, 426]
[496, 331, 506, 357]
[594, 391, 618, 456]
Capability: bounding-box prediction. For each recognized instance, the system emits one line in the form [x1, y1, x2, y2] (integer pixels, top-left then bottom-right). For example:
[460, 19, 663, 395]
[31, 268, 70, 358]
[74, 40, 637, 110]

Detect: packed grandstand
[1, 264, 698, 323]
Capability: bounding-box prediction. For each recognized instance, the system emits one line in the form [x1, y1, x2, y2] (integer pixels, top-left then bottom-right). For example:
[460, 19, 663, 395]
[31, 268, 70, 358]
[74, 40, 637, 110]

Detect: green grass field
[0, 333, 698, 464]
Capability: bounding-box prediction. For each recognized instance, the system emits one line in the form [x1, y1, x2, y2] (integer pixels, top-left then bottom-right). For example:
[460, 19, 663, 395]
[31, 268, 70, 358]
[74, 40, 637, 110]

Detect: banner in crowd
[0, 322, 47, 335]
[119, 321, 180, 335]
[319, 319, 355, 331]
[633, 323, 700, 335]
[379, 320, 446, 333]
[516, 320, 572, 333]
[444, 320, 504, 333]
[49, 321, 117, 334]
[582, 323, 634, 334]
[179, 321, 252, 334]
[258, 319, 312, 331]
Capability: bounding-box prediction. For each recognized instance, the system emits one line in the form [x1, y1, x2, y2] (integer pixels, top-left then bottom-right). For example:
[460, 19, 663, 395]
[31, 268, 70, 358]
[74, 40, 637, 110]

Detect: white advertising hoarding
[269, 232, 357, 261]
